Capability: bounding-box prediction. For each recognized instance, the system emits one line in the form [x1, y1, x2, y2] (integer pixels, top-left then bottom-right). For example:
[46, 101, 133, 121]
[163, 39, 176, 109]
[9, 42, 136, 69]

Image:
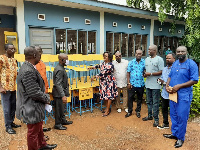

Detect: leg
[145, 88, 153, 118]
[54, 97, 65, 125]
[27, 121, 47, 150]
[152, 89, 160, 122]
[162, 97, 169, 125]
[1, 92, 12, 129]
[115, 88, 122, 109]
[176, 100, 191, 141]
[122, 87, 128, 109]
[135, 87, 144, 113]
[170, 100, 178, 137]
[127, 87, 135, 113]
[38, 122, 47, 149]
[103, 100, 112, 115]
[10, 91, 16, 124]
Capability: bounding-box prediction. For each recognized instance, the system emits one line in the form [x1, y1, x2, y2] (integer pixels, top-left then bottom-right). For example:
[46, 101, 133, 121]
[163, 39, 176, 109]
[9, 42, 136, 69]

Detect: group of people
[89, 45, 198, 148]
[0, 43, 198, 149]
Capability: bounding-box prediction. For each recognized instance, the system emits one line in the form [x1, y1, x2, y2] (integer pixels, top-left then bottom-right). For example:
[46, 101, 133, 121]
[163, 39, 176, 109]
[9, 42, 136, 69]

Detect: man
[143, 45, 164, 127]
[165, 46, 172, 56]
[53, 53, 73, 130]
[113, 51, 128, 113]
[35, 46, 51, 138]
[157, 53, 175, 129]
[164, 46, 198, 148]
[125, 49, 145, 118]
[16, 47, 57, 150]
[0, 44, 21, 134]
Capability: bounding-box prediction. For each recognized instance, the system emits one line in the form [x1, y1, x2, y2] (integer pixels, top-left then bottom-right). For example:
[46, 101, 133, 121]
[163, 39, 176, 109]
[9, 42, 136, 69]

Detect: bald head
[24, 46, 40, 65]
[148, 44, 157, 57]
[177, 46, 187, 52]
[115, 51, 122, 63]
[136, 49, 143, 54]
[58, 53, 68, 66]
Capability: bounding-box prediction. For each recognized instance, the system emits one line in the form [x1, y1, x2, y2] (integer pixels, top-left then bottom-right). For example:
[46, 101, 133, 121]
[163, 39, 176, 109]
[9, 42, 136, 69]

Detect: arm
[22, 71, 50, 104]
[144, 70, 162, 77]
[127, 72, 132, 89]
[54, 70, 65, 98]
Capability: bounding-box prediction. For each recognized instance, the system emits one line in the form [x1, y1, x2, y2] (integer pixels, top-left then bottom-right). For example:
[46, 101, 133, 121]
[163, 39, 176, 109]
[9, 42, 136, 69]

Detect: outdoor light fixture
[159, 28, 162, 32]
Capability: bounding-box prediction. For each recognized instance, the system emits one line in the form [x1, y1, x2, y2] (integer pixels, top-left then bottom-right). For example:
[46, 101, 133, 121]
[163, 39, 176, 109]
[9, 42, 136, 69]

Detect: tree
[127, 0, 200, 60]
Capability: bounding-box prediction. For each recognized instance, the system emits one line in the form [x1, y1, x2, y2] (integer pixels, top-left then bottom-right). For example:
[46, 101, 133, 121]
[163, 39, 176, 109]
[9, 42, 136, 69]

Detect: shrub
[191, 80, 200, 117]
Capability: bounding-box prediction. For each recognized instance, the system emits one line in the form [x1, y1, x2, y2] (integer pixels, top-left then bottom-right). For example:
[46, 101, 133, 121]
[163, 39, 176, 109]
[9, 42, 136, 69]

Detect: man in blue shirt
[164, 46, 199, 148]
[125, 49, 145, 118]
[157, 53, 175, 129]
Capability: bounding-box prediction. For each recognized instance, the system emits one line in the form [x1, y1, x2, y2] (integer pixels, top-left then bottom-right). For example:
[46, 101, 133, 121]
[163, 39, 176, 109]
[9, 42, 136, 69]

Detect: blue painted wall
[154, 20, 185, 37]
[104, 12, 151, 55]
[0, 14, 15, 28]
[24, 1, 100, 54]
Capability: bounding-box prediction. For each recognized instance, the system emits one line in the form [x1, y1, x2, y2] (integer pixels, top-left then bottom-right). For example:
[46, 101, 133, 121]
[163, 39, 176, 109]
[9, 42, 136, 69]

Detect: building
[0, 0, 184, 58]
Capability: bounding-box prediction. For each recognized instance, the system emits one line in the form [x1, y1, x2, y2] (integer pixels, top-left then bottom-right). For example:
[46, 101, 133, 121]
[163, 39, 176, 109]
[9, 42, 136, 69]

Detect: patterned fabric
[36, 60, 49, 93]
[0, 55, 17, 91]
[127, 58, 145, 87]
[96, 62, 118, 100]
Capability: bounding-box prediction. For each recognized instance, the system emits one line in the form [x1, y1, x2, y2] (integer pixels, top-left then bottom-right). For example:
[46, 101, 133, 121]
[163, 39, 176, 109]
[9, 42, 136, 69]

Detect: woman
[90, 52, 118, 117]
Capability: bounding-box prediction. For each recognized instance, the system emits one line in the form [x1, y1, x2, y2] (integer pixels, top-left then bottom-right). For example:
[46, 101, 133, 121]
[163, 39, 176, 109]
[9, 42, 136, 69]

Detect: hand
[62, 96, 67, 103]
[158, 78, 164, 84]
[127, 84, 132, 89]
[166, 86, 173, 94]
[172, 85, 181, 93]
[144, 72, 151, 77]
[87, 66, 95, 70]
[0, 87, 6, 94]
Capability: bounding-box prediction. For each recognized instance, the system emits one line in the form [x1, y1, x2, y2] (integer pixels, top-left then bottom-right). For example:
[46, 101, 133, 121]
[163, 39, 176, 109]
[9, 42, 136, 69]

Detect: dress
[96, 62, 118, 100]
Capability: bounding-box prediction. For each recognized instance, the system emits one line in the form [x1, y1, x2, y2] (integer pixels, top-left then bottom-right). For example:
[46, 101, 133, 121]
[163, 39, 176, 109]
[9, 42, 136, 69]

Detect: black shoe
[174, 139, 184, 148]
[136, 112, 141, 118]
[62, 121, 73, 125]
[163, 134, 178, 140]
[157, 124, 169, 129]
[6, 128, 16, 134]
[54, 124, 67, 130]
[142, 116, 153, 121]
[153, 121, 159, 127]
[11, 123, 21, 128]
[125, 113, 132, 118]
[43, 127, 51, 132]
[39, 144, 57, 150]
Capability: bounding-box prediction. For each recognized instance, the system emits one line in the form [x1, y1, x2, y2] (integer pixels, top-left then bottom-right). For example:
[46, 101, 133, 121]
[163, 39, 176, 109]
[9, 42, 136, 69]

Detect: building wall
[154, 20, 184, 37]
[24, 1, 100, 54]
[0, 14, 15, 28]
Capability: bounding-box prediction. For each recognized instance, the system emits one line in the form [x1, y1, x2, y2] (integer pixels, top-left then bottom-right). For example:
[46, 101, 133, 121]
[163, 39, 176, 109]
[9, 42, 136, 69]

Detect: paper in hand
[168, 86, 177, 103]
[45, 104, 52, 112]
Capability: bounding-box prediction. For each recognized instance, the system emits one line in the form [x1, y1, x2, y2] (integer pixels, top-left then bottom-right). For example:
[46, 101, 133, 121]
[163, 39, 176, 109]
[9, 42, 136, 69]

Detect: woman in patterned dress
[90, 52, 118, 117]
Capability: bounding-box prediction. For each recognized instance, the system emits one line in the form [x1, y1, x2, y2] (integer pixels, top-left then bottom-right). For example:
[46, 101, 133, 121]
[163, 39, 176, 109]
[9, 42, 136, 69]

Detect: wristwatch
[127, 83, 131, 85]
[150, 73, 153, 76]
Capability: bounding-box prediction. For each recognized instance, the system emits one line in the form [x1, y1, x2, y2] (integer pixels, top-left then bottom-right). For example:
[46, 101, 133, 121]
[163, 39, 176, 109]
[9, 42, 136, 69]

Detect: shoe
[43, 127, 51, 132]
[6, 128, 16, 134]
[62, 121, 73, 125]
[174, 139, 184, 148]
[157, 124, 169, 129]
[142, 116, 153, 121]
[117, 109, 122, 113]
[163, 134, 178, 140]
[102, 113, 108, 117]
[124, 108, 128, 113]
[11, 123, 21, 128]
[153, 121, 159, 127]
[102, 108, 111, 113]
[54, 124, 67, 130]
[125, 113, 132, 118]
[39, 144, 57, 150]
[44, 135, 49, 141]
[136, 112, 141, 118]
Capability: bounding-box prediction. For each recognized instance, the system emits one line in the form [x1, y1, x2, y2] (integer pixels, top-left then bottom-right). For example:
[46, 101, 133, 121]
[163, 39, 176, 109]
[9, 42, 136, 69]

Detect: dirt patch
[0, 102, 199, 150]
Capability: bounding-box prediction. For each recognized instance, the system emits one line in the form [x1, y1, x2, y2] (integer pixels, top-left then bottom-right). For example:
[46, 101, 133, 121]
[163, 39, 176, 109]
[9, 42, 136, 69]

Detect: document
[45, 104, 52, 112]
[168, 86, 178, 103]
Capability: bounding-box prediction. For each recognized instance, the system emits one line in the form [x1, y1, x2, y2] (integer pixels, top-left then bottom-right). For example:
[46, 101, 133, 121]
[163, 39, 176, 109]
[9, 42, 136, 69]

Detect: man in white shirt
[113, 51, 129, 113]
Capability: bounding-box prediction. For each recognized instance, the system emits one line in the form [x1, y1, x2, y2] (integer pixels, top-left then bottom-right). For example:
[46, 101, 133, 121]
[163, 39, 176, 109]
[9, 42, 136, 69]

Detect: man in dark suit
[16, 46, 57, 150]
[53, 53, 73, 130]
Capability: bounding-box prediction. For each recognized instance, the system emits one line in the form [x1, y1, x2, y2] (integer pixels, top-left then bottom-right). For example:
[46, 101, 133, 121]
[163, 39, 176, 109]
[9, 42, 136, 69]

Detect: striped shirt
[0, 55, 17, 91]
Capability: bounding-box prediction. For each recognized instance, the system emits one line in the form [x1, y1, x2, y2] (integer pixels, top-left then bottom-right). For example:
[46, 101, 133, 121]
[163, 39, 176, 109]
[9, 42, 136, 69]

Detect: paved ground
[0, 102, 200, 150]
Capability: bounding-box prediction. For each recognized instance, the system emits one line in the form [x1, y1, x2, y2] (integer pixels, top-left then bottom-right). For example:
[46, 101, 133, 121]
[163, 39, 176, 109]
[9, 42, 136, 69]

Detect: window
[38, 14, 45, 21]
[128, 34, 135, 57]
[67, 30, 77, 54]
[88, 31, 96, 54]
[78, 31, 87, 55]
[85, 19, 91, 25]
[106, 32, 113, 53]
[64, 17, 69, 23]
[141, 35, 147, 56]
[56, 29, 66, 54]
[114, 33, 121, 53]
[121, 33, 128, 57]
